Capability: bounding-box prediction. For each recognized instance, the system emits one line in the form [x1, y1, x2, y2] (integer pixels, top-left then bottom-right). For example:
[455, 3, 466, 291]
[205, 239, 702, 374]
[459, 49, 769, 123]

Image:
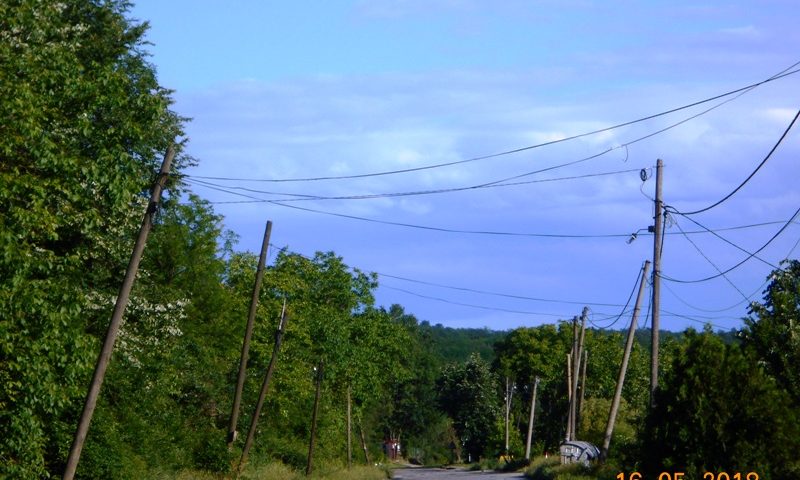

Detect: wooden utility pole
[359, 423, 370, 464]
[565, 353, 572, 441]
[577, 349, 588, 433]
[228, 221, 273, 448]
[568, 308, 587, 441]
[601, 261, 650, 462]
[236, 301, 288, 474]
[306, 359, 324, 476]
[63, 146, 175, 480]
[651, 159, 664, 409]
[524, 376, 540, 460]
[504, 377, 513, 455]
[347, 385, 353, 469]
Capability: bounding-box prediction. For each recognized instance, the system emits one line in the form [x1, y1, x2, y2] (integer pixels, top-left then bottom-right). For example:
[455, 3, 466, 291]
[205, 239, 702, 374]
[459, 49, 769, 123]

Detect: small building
[559, 441, 600, 466]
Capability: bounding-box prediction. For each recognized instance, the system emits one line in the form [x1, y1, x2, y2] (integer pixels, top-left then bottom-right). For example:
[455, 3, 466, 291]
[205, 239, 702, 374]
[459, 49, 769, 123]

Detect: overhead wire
[474, 75, 775, 189]
[186, 167, 642, 203]
[640, 279, 652, 330]
[661, 205, 800, 284]
[265, 242, 627, 318]
[269, 242, 630, 309]
[185, 78, 787, 204]
[670, 212, 779, 270]
[660, 310, 732, 330]
[380, 285, 605, 318]
[673, 217, 749, 300]
[672, 109, 800, 216]
[376, 272, 627, 307]
[587, 262, 645, 329]
[659, 224, 800, 314]
[187, 179, 798, 239]
[185, 62, 800, 183]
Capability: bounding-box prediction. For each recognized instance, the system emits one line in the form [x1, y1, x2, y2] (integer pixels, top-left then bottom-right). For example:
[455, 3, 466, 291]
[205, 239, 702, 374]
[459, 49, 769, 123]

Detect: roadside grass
[524, 455, 621, 480]
[151, 462, 388, 480]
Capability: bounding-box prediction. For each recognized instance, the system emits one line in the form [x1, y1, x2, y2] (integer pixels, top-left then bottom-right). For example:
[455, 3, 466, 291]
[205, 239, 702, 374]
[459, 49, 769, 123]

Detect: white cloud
[718, 25, 760, 38]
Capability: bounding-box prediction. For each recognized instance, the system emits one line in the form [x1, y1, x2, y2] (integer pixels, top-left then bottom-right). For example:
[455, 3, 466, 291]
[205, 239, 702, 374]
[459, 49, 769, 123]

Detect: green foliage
[421, 323, 505, 364]
[576, 396, 636, 459]
[641, 328, 800, 479]
[741, 259, 800, 405]
[437, 353, 501, 459]
[492, 323, 572, 453]
[0, 0, 185, 477]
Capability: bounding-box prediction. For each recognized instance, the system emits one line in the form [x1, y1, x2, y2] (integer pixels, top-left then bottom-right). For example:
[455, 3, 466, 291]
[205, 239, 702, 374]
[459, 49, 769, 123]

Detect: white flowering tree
[0, 1, 185, 477]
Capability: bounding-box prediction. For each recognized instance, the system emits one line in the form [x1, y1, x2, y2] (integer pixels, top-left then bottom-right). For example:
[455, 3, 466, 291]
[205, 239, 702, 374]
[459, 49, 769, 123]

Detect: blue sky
[131, 1, 800, 331]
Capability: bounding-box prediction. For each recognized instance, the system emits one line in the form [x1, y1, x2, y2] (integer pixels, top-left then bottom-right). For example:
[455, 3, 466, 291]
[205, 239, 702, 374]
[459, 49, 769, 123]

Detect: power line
[475, 75, 771, 189]
[189, 180, 797, 239]
[269, 242, 629, 308]
[587, 263, 644, 329]
[186, 63, 800, 183]
[640, 280, 652, 329]
[376, 272, 627, 308]
[185, 74, 790, 203]
[660, 227, 800, 314]
[672, 109, 800, 216]
[662, 280, 758, 314]
[673, 218, 749, 300]
[661, 205, 800, 284]
[671, 212, 779, 270]
[185, 167, 642, 203]
[380, 284, 621, 319]
[660, 310, 734, 331]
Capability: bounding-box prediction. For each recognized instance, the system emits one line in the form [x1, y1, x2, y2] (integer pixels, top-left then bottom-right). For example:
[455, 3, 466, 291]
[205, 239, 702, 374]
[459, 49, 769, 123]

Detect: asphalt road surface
[392, 467, 526, 480]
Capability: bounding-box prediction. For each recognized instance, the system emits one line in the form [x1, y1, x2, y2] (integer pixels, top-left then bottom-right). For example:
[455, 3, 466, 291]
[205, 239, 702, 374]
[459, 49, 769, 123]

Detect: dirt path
[392, 467, 526, 480]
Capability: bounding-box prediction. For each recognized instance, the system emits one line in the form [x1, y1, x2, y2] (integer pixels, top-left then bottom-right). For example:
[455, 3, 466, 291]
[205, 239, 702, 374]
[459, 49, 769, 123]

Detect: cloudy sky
[131, 1, 800, 331]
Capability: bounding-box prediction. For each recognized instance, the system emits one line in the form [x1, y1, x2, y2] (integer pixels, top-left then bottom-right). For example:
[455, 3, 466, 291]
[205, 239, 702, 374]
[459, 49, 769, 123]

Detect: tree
[437, 353, 500, 460]
[371, 305, 444, 464]
[741, 259, 800, 405]
[641, 328, 800, 479]
[0, 1, 185, 477]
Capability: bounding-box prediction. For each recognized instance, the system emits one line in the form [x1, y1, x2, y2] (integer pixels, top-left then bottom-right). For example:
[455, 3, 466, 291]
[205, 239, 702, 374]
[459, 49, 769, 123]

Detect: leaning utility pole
[577, 349, 588, 433]
[63, 146, 175, 480]
[504, 377, 514, 455]
[359, 423, 370, 464]
[347, 385, 352, 469]
[306, 359, 325, 476]
[601, 261, 650, 462]
[236, 301, 288, 474]
[228, 221, 273, 448]
[524, 376, 540, 460]
[651, 159, 664, 409]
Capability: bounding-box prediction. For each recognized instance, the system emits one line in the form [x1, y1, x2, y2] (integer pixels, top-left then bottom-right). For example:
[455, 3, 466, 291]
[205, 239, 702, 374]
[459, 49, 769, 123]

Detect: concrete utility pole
[237, 301, 288, 474]
[601, 261, 651, 462]
[524, 376, 540, 460]
[651, 159, 664, 409]
[228, 221, 273, 448]
[63, 146, 175, 480]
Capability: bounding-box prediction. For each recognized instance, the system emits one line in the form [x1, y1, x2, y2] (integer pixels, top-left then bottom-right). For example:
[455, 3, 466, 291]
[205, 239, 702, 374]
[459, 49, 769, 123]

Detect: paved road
[393, 467, 526, 480]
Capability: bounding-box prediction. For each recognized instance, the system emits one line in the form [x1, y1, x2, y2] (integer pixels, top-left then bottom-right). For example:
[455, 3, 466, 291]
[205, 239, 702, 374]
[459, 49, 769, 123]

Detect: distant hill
[418, 321, 508, 365]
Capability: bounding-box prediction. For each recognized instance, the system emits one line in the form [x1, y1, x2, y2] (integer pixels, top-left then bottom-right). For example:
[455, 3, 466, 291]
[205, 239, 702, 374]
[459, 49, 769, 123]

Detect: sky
[130, 1, 800, 331]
